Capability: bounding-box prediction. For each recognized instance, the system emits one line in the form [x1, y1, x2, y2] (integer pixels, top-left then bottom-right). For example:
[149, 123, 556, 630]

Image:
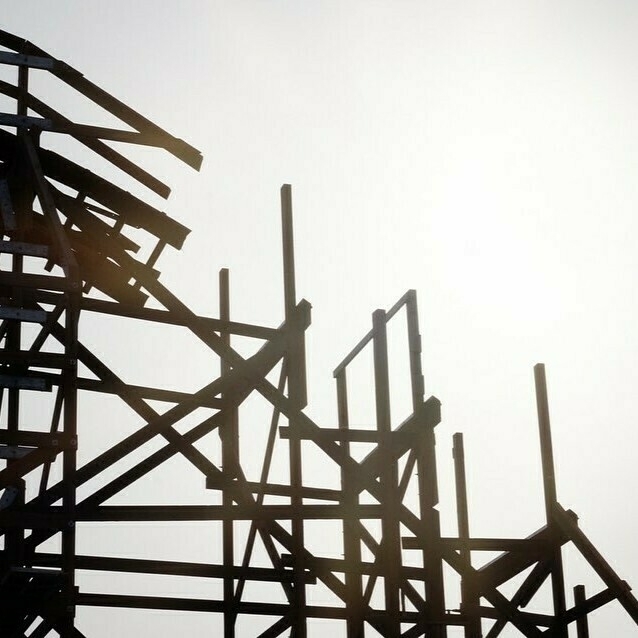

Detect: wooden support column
[406, 295, 446, 638]
[4, 66, 29, 619]
[534, 363, 567, 638]
[416, 409, 446, 636]
[281, 184, 306, 637]
[60, 280, 80, 636]
[573, 585, 589, 638]
[406, 289, 449, 637]
[453, 433, 482, 638]
[337, 370, 364, 638]
[405, 290, 424, 412]
[220, 268, 238, 638]
[373, 309, 401, 637]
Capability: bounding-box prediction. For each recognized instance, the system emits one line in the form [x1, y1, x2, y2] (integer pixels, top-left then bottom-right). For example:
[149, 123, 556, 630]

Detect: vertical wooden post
[7, 63, 28, 437]
[453, 433, 482, 638]
[534, 363, 567, 638]
[61, 281, 80, 635]
[373, 309, 401, 637]
[337, 370, 364, 637]
[416, 406, 446, 635]
[220, 268, 238, 638]
[281, 184, 306, 637]
[405, 289, 424, 412]
[574, 585, 590, 638]
[406, 290, 447, 635]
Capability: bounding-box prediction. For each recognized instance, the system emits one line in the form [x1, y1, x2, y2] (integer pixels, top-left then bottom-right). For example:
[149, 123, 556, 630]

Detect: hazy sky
[3, 2, 638, 635]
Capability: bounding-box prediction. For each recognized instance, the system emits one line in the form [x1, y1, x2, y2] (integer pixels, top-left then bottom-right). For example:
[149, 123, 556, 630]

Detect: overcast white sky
[4, 1, 638, 635]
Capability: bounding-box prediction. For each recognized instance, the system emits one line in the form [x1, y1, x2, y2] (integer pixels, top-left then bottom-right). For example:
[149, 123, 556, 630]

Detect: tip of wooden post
[372, 308, 386, 321]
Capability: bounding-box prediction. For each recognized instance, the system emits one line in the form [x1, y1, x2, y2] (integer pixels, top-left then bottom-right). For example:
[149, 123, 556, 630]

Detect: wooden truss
[0, 29, 637, 638]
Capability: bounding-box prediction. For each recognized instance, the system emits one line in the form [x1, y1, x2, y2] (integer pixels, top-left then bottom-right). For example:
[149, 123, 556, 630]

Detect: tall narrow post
[219, 268, 238, 638]
[337, 370, 364, 638]
[373, 309, 401, 637]
[406, 290, 444, 634]
[404, 289, 446, 634]
[573, 585, 590, 638]
[18, 62, 28, 118]
[281, 184, 306, 637]
[7, 64, 27, 438]
[416, 402, 446, 636]
[6, 252, 21, 439]
[61, 284, 80, 635]
[5, 64, 30, 631]
[405, 290, 424, 412]
[534, 363, 567, 638]
[453, 433, 481, 638]
[281, 184, 307, 407]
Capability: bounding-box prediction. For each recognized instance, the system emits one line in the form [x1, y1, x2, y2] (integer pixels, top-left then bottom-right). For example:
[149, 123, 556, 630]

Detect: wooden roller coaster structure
[0, 29, 636, 637]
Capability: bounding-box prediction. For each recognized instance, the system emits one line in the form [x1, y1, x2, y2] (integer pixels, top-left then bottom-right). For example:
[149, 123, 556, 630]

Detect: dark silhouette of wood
[0, 28, 637, 638]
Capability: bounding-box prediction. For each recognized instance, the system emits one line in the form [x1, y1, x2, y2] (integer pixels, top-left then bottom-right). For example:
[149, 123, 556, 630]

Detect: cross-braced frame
[0, 30, 637, 638]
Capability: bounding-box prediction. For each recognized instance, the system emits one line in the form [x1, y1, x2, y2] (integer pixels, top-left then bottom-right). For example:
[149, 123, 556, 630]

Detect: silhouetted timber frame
[0, 28, 636, 638]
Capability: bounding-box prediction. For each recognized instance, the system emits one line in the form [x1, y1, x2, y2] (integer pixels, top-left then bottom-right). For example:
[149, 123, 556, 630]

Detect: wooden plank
[0, 178, 17, 232]
[0, 270, 75, 292]
[0, 429, 75, 448]
[0, 30, 202, 170]
[0, 374, 52, 391]
[0, 79, 171, 198]
[0, 51, 55, 70]
[278, 426, 380, 442]
[0, 240, 49, 257]
[0, 129, 190, 249]
[0, 113, 53, 130]
[0, 306, 47, 322]
[33, 552, 315, 584]
[64, 503, 385, 521]
[0, 447, 57, 489]
[21, 133, 78, 276]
